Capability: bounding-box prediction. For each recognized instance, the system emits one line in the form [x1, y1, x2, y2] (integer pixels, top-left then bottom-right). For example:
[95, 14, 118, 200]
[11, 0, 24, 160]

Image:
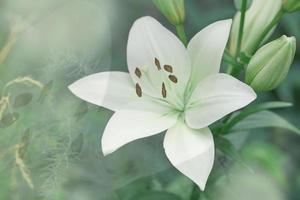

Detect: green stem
[252, 9, 284, 52]
[175, 23, 188, 46]
[228, 7, 285, 77]
[223, 50, 243, 69]
[235, 0, 247, 58]
[229, 0, 247, 77]
[219, 101, 292, 135]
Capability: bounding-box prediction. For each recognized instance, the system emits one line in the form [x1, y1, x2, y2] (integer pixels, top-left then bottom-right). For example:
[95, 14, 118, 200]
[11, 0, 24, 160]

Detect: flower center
[134, 58, 179, 99]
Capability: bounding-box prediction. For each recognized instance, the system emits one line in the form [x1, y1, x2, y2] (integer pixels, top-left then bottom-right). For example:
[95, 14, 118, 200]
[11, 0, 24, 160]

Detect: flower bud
[229, 0, 282, 57]
[245, 35, 296, 91]
[283, 0, 300, 13]
[153, 0, 185, 25]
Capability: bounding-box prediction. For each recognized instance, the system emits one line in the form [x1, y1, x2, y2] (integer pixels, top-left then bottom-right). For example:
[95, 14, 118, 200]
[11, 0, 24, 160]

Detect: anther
[164, 65, 173, 73]
[168, 75, 178, 83]
[162, 82, 167, 98]
[135, 67, 142, 78]
[135, 83, 142, 97]
[155, 58, 161, 70]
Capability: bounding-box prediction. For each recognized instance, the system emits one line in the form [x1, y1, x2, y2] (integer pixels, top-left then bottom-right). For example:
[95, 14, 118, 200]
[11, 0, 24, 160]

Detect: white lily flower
[68, 16, 256, 190]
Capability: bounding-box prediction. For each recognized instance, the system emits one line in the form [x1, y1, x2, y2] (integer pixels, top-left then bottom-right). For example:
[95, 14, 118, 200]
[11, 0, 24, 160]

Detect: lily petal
[164, 121, 214, 190]
[187, 20, 232, 89]
[127, 16, 191, 102]
[186, 73, 256, 129]
[68, 72, 136, 111]
[102, 108, 178, 156]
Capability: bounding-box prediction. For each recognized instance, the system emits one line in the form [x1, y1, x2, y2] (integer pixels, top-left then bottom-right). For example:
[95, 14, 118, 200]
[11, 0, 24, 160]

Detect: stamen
[168, 75, 178, 83]
[135, 68, 142, 78]
[154, 58, 161, 70]
[135, 83, 142, 97]
[162, 82, 167, 98]
[164, 65, 173, 73]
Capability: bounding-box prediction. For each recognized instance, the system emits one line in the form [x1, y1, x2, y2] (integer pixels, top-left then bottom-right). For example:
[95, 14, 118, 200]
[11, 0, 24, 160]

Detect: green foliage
[133, 191, 182, 200]
[233, 110, 300, 134]
[220, 101, 293, 134]
[242, 143, 288, 186]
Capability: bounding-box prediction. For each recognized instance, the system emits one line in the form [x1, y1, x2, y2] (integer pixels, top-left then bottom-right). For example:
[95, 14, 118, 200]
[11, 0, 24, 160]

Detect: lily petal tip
[222, 18, 233, 29]
[102, 150, 110, 157]
[248, 85, 258, 102]
[101, 145, 114, 157]
[226, 18, 233, 24]
[198, 182, 206, 191]
[68, 81, 81, 97]
[101, 139, 115, 157]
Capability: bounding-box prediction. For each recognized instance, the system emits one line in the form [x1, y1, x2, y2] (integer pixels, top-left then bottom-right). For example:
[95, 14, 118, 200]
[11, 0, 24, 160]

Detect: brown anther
[168, 75, 178, 83]
[135, 83, 142, 97]
[154, 58, 161, 70]
[164, 65, 173, 73]
[135, 67, 142, 78]
[162, 82, 167, 98]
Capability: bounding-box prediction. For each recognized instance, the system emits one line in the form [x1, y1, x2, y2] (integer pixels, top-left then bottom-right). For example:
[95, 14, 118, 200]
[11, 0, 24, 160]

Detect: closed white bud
[229, 0, 282, 57]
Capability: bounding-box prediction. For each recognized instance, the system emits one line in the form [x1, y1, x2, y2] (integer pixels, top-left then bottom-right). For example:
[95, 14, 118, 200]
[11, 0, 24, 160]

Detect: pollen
[155, 58, 161, 70]
[135, 83, 142, 97]
[135, 67, 142, 78]
[164, 65, 173, 73]
[168, 75, 178, 83]
[162, 82, 167, 98]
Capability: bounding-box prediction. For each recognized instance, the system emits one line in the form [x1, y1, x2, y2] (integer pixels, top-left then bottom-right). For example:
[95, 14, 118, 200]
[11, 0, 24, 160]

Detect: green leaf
[222, 101, 292, 134]
[166, 176, 194, 200]
[0, 112, 19, 128]
[242, 143, 287, 186]
[237, 101, 292, 115]
[13, 93, 33, 108]
[232, 111, 300, 134]
[216, 137, 253, 172]
[222, 50, 243, 69]
[239, 52, 251, 64]
[216, 137, 241, 161]
[133, 191, 182, 200]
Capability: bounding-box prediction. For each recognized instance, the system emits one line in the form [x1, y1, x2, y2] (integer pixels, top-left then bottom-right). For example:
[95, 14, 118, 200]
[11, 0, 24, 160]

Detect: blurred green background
[0, 0, 300, 199]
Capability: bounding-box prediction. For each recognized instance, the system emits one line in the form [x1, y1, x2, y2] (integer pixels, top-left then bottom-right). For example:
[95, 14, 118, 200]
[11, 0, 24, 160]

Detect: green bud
[153, 0, 185, 25]
[283, 0, 300, 13]
[229, 0, 282, 57]
[245, 35, 296, 91]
